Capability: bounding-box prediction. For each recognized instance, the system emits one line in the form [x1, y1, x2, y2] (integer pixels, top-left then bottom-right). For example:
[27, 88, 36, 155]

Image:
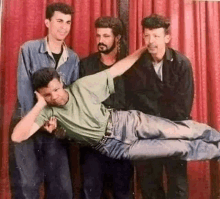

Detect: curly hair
[141, 14, 170, 34]
[95, 16, 124, 37]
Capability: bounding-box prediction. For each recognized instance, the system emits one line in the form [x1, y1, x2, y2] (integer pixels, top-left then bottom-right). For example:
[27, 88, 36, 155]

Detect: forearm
[11, 102, 44, 142]
[109, 46, 147, 78]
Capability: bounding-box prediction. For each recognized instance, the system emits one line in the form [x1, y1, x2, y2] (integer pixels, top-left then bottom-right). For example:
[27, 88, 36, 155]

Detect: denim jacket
[17, 38, 79, 117]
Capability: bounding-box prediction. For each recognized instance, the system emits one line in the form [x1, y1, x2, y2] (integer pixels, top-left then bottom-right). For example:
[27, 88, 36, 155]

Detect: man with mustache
[9, 3, 79, 199]
[124, 14, 194, 199]
[79, 17, 133, 199]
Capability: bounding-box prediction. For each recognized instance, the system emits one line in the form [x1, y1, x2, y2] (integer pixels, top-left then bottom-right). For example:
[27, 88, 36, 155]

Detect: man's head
[95, 16, 124, 54]
[141, 14, 171, 57]
[33, 68, 68, 106]
[45, 3, 73, 41]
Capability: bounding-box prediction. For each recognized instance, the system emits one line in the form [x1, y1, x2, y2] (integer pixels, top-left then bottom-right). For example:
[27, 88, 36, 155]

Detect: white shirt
[152, 60, 163, 81]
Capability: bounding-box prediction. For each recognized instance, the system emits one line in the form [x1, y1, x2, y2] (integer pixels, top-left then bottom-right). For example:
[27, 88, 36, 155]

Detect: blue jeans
[136, 159, 188, 199]
[94, 110, 220, 161]
[80, 147, 133, 199]
[9, 105, 73, 199]
[93, 109, 220, 199]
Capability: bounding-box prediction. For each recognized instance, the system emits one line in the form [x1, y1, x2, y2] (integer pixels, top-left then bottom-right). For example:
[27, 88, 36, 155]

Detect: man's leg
[9, 108, 43, 199]
[110, 159, 133, 199]
[80, 147, 105, 199]
[41, 132, 73, 199]
[9, 137, 44, 199]
[135, 160, 165, 199]
[165, 159, 188, 199]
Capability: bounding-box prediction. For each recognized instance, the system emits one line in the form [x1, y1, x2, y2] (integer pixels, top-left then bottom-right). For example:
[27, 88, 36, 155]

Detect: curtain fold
[1, 0, 220, 198]
[128, 1, 220, 199]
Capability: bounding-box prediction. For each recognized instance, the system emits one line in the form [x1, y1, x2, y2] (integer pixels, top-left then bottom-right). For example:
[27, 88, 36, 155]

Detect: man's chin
[148, 49, 157, 54]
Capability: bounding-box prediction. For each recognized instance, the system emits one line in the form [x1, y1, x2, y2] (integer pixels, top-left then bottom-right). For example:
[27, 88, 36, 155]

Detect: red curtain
[129, 1, 220, 198]
[0, 0, 117, 198]
[1, 0, 220, 199]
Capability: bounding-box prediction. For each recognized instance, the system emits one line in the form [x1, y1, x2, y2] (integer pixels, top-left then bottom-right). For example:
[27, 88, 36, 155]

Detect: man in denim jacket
[9, 3, 79, 199]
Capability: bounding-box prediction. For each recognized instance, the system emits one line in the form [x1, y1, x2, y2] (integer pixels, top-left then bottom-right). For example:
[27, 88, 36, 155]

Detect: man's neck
[47, 35, 64, 54]
[100, 48, 117, 66]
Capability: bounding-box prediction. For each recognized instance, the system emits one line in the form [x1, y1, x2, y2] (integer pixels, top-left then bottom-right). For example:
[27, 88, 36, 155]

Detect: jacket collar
[39, 37, 69, 60]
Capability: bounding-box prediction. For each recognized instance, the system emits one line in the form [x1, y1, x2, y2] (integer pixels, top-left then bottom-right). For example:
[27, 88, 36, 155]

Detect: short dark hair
[141, 14, 170, 34]
[46, 2, 73, 20]
[32, 68, 60, 91]
[95, 16, 124, 37]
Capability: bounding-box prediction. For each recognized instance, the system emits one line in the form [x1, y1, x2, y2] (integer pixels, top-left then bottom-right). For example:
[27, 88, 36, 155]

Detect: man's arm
[173, 60, 194, 119]
[17, 45, 36, 116]
[11, 92, 47, 143]
[109, 46, 147, 78]
[162, 59, 194, 120]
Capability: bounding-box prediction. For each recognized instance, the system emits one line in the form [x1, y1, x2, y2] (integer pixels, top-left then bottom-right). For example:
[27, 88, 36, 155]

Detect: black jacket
[124, 48, 194, 121]
[80, 52, 126, 110]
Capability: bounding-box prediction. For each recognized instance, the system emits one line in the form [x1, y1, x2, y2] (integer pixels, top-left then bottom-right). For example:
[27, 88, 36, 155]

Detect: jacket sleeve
[70, 54, 80, 83]
[17, 45, 35, 116]
[79, 60, 86, 78]
[162, 59, 194, 120]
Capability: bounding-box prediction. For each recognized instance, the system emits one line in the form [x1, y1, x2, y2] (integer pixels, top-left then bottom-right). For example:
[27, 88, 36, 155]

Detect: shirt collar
[164, 48, 173, 62]
[39, 37, 69, 60]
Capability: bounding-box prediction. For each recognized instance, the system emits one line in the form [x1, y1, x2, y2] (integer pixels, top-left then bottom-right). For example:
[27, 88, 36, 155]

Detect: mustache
[148, 44, 157, 48]
[98, 43, 107, 48]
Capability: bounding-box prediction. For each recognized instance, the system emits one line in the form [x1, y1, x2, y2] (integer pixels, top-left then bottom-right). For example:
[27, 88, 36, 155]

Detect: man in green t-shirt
[11, 47, 220, 161]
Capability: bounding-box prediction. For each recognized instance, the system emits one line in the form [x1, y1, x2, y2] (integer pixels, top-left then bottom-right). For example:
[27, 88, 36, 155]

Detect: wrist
[35, 102, 46, 110]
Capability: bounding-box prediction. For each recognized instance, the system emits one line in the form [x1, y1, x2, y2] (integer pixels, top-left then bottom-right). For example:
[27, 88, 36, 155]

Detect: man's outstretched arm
[109, 46, 147, 78]
[11, 92, 46, 143]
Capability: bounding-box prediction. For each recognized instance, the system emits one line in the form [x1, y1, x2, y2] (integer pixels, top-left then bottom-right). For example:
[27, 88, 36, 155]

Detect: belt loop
[106, 109, 113, 136]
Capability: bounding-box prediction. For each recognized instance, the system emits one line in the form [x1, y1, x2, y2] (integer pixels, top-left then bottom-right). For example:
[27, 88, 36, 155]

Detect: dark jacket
[80, 52, 126, 110]
[124, 48, 194, 121]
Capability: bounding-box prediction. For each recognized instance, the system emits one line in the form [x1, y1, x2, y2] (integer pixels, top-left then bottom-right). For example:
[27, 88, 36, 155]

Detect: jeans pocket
[93, 142, 109, 156]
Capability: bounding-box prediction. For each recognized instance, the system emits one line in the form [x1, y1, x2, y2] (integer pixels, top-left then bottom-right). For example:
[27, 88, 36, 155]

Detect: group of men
[10, 2, 195, 199]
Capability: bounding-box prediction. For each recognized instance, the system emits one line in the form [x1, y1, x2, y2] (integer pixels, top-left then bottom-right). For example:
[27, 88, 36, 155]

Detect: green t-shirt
[35, 70, 115, 146]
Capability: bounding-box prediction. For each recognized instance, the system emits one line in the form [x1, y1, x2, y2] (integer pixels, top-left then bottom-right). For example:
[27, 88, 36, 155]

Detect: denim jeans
[9, 105, 73, 199]
[135, 159, 188, 199]
[94, 110, 220, 161]
[80, 147, 133, 199]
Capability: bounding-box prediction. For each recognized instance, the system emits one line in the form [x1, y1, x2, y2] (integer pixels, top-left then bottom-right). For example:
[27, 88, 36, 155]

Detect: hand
[43, 117, 57, 133]
[35, 91, 47, 108]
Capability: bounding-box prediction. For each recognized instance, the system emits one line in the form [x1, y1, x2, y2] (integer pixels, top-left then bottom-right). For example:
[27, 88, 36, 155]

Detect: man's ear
[116, 35, 121, 43]
[165, 34, 171, 44]
[45, 19, 50, 28]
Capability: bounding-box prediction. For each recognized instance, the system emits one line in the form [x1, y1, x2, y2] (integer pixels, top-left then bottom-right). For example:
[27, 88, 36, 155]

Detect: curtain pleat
[1, 0, 220, 198]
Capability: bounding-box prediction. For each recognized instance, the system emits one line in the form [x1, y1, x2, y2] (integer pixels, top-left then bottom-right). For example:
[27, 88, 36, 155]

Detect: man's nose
[99, 36, 104, 43]
[149, 36, 155, 43]
[61, 23, 68, 30]
[51, 93, 58, 100]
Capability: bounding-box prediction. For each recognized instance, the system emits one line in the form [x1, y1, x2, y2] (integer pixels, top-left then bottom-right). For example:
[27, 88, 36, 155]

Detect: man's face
[38, 78, 68, 106]
[96, 28, 119, 54]
[143, 28, 170, 56]
[45, 11, 71, 41]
